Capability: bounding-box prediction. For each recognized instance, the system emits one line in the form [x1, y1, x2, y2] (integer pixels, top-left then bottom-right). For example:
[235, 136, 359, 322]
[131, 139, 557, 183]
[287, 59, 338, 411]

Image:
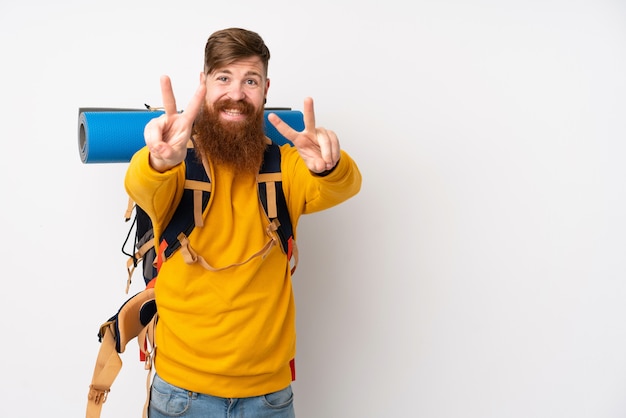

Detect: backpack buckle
[88, 385, 110, 405]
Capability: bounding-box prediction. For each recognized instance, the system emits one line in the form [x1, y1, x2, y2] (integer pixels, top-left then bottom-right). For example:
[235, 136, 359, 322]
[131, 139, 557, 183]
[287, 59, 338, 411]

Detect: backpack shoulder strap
[158, 148, 211, 261]
[258, 142, 298, 273]
[122, 147, 212, 289]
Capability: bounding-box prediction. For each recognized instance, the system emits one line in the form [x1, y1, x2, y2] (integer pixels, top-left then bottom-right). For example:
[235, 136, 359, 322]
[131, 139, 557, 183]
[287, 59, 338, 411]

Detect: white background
[1, 1, 625, 417]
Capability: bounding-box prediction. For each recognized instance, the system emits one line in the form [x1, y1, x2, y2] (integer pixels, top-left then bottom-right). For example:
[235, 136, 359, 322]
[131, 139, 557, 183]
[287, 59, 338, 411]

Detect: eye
[245, 79, 258, 86]
[217, 76, 229, 82]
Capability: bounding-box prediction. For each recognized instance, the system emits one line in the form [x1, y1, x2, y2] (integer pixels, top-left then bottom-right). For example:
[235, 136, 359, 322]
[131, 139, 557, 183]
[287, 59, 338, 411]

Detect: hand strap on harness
[86, 324, 121, 418]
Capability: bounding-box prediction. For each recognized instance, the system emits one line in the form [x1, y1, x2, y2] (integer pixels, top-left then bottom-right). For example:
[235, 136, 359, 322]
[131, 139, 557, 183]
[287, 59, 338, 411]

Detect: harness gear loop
[175, 225, 279, 272]
[87, 386, 109, 405]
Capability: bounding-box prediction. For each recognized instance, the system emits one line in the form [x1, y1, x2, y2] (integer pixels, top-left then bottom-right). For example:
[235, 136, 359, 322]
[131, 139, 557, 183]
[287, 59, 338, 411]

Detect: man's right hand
[144, 75, 206, 172]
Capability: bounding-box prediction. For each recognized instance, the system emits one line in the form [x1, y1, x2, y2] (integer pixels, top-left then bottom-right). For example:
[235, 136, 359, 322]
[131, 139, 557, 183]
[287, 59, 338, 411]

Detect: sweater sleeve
[280, 145, 362, 223]
[124, 146, 187, 240]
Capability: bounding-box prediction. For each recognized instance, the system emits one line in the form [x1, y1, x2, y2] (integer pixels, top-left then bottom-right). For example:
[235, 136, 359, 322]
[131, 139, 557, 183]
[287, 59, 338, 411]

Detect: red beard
[192, 99, 267, 174]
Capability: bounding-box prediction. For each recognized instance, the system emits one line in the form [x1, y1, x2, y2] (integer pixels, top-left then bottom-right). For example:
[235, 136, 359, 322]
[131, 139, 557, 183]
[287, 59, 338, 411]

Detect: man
[125, 27, 361, 417]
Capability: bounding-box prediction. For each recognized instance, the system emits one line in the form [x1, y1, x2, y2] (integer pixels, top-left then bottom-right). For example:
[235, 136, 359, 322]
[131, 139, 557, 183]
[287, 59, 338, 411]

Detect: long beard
[192, 100, 267, 174]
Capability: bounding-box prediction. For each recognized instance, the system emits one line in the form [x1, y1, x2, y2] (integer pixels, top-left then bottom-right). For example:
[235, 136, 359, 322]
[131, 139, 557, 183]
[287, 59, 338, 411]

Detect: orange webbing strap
[257, 172, 298, 275]
[86, 323, 122, 418]
[125, 239, 155, 293]
[257, 172, 282, 219]
[289, 239, 299, 275]
[123, 197, 156, 293]
[176, 219, 281, 272]
[124, 197, 135, 221]
[124, 197, 139, 292]
[184, 179, 212, 228]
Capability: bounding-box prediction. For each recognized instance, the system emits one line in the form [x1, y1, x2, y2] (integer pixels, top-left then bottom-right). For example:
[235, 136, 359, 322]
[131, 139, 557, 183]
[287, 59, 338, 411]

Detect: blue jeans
[148, 374, 296, 418]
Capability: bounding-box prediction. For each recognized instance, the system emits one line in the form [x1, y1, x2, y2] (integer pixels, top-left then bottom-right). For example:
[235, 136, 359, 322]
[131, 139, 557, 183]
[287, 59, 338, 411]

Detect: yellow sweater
[124, 143, 361, 397]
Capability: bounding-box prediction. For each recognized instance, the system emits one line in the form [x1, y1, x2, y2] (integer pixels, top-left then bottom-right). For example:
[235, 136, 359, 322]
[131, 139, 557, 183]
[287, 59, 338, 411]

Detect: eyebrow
[215, 68, 263, 78]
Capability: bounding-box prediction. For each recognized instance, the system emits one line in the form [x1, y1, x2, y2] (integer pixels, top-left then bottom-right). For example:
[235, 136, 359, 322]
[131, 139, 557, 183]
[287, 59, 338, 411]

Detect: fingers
[302, 97, 315, 132]
[270, 97, 341, 172]
[316, 127, 341, 171]
[159, 74, 206, 119]
[301, 97, 340, 170]
[160, 75, 178, 116]
[182, 80, 207, 122]
[268, 96, 317, 142]
[143, 76, 207, 172]
[143, 115, 165, 149]
[267, 112, 299, 142]
[267, 97, 317, 142]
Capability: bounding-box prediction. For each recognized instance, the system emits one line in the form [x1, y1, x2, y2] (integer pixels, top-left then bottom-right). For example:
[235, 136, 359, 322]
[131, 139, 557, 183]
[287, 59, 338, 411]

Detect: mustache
[212, 99, 255, 114]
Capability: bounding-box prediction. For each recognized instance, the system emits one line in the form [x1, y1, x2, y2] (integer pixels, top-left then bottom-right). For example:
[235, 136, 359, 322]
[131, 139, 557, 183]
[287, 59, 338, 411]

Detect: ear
[199, 72, 206, 84]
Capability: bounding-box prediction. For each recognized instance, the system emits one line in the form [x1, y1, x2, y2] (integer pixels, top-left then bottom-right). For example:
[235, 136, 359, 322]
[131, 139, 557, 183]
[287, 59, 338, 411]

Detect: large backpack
[122, 141, 298, 291]
[86, 110, 302, 418]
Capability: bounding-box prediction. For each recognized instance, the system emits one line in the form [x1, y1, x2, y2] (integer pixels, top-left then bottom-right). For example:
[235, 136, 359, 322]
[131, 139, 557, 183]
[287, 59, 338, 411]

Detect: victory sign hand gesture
[267, 97, 341, 174]
[144, 75, 206, 172]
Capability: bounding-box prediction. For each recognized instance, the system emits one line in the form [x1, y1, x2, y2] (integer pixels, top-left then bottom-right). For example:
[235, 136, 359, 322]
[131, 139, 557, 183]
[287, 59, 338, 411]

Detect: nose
[227, 84, 246, 101]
